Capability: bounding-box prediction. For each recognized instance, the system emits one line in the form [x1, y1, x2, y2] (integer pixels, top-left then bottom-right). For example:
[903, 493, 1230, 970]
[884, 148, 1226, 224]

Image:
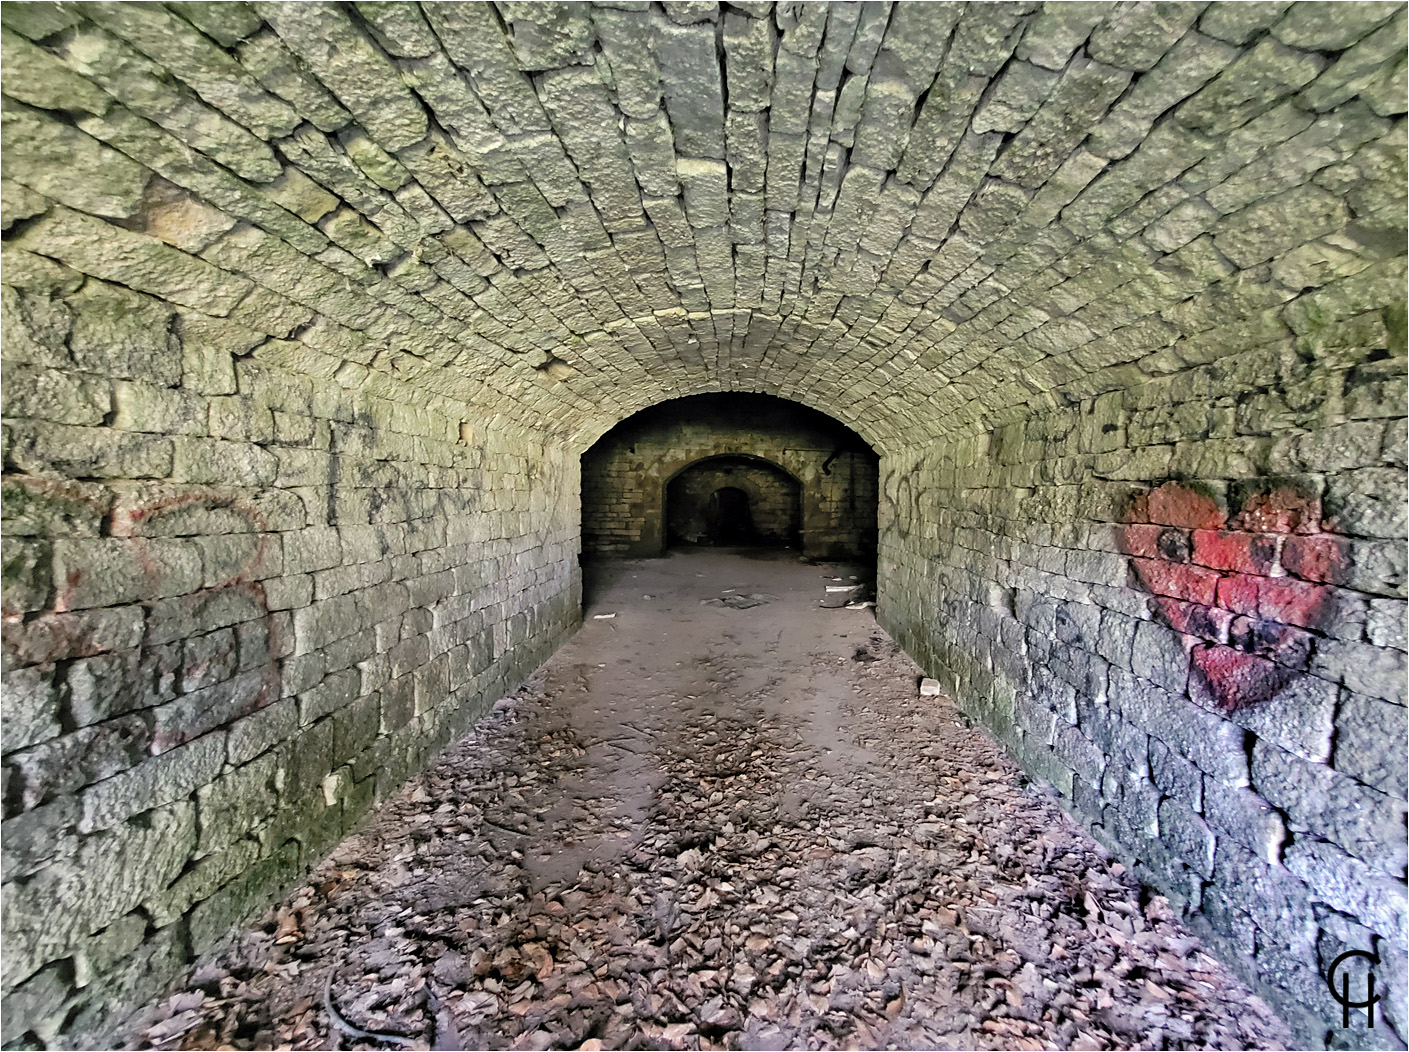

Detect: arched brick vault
[7, 1, 1404, 457]
[1, 1, 1406, 1047]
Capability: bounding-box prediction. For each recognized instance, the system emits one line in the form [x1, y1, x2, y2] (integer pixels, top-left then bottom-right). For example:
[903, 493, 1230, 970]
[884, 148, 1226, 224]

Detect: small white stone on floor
[919, 678, 942, 696]
[594, 613, 616, 619]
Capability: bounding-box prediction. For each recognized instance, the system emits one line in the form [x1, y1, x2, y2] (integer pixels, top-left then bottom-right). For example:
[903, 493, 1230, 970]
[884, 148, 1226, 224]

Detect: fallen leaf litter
[126, 552, 1291, 1052]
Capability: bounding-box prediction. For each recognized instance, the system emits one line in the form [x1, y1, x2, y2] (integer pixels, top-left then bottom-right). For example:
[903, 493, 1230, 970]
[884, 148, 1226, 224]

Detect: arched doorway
[579, 392, 879, 561]
[666, 456, 802, 549]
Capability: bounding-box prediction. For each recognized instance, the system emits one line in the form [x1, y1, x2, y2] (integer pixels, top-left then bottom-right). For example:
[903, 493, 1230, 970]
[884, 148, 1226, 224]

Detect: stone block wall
[878, 261, 1408, 1048]
[1, 269, 581, 1047]
[3, 0, 1407, 1046]
[582, 393, 878, 561]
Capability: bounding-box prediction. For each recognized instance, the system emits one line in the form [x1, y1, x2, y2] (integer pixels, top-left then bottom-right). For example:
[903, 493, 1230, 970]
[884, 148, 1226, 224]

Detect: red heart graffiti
[1118, 482, 1346, 712]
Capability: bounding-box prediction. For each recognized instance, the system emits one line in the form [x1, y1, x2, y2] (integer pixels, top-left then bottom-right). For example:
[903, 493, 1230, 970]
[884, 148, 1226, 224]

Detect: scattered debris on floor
[701, 593, 778, 610]
[820, 592, 868, 609]
[125, 552, 1290, 1052]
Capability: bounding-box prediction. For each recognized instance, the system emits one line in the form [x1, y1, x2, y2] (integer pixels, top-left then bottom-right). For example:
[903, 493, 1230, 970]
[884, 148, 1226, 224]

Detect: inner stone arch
[580, 392, 879, 562]
[665, 455, 802, 548]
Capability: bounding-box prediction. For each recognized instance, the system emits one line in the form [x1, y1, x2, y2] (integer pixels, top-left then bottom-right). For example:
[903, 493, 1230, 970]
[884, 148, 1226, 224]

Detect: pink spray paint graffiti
[3, 479, 285, 752]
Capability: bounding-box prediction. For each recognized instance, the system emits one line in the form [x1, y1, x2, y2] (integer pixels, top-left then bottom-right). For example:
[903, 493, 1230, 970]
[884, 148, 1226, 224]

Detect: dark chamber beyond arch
[666, 457, 802, 548]
[580, 393, 878, 560]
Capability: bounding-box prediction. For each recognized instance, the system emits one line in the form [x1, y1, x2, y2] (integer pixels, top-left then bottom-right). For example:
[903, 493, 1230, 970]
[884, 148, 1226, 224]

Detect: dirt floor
[127, 549, 1292, 1051]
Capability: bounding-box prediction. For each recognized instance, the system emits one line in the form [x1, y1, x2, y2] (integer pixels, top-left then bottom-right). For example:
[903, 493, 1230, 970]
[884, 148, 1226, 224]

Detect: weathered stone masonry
[0, 1, 1405, 1047]
[667, 456, 803, 547]
[1, 271, 582, 1044]
[582, 394, 878, 559]
[879, 286, 1409, 1046]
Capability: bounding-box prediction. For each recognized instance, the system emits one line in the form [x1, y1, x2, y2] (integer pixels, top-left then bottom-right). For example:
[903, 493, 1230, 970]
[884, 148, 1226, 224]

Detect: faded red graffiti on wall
[1118, 481, 1346, 712]
[2, 481, 284, 753]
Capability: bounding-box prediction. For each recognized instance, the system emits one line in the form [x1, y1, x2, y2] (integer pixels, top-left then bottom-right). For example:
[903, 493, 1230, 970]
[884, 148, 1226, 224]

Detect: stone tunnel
[0, 0, 1406, 1048]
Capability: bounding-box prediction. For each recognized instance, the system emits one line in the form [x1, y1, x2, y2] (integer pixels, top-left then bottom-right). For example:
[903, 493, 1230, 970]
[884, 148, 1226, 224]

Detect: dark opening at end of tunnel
[704, 485, 755, 546]
[666, 456, 801, 550]
[579, 392, 880, 605]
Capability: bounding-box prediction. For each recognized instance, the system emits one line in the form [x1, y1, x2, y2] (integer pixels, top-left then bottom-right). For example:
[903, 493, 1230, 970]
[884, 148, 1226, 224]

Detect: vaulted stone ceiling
[3, 1, 1405, 455]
